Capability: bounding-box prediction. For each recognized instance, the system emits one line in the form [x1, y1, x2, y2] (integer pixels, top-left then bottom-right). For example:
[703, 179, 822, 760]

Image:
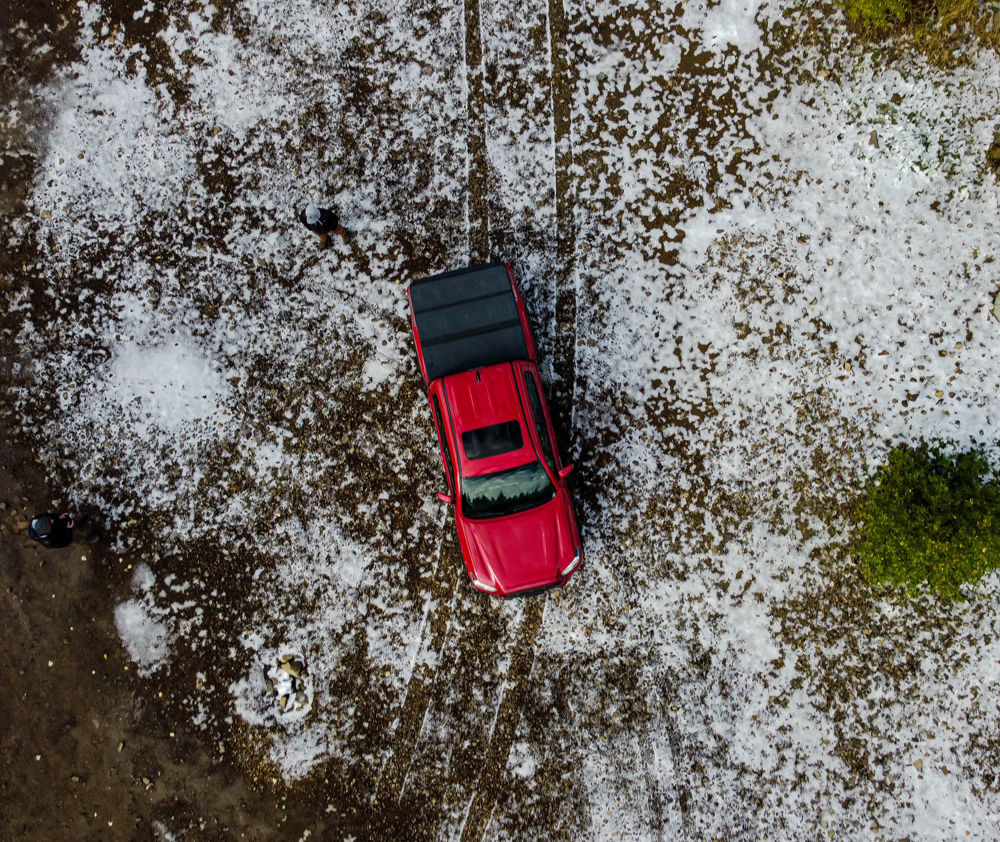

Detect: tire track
[642, 662, 695, 838]
[635, 729, 668, 840]
[635, 708, 694, 839]
[448, 3, 574, 837]
[372, 0, 500, 814]
[373, 530, 462, 812]
[430, 0, 576, 842]
[458, 597, 545, 842]
[546, 0, 579, 441]
[463, 0, 490, 263]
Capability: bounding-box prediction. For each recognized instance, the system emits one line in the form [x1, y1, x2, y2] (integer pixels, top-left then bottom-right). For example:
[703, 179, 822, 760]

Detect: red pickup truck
[407, 263, 582, 598]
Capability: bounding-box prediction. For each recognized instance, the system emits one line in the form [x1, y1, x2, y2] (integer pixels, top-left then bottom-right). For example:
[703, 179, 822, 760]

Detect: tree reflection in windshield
[461, 460, 556, 518]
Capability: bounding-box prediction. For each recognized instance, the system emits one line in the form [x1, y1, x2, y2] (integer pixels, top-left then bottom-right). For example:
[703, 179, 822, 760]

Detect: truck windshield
[461, 460, 556, 518]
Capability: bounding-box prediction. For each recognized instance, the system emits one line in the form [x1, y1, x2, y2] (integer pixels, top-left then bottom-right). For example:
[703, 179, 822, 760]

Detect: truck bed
[409, 263, 529, 382]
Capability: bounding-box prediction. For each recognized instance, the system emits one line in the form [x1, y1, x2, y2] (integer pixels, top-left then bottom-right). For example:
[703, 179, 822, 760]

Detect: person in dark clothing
[28, 513, 75, 548]
[299, 202, 350, 248]
[28, 512, 101, 548]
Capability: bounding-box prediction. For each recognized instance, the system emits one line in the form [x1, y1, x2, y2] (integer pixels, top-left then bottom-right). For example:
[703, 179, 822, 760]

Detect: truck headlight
[471, 577, 497, 593]
[561, 548, 581, 576]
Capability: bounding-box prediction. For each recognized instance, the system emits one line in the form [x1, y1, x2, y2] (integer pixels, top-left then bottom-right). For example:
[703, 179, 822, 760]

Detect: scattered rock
[988, 136, 1000, 175]
[869, 130, 879, 149]
[264, 652, 312, 719]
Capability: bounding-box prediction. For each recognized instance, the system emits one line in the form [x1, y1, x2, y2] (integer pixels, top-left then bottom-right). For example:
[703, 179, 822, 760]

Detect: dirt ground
[3, 0, 702, 834]
[0, 0, 830, 838]
[9, 0, 999, 839]
[1, 420, 271, 842]
[0, 0, 514, 837]
[0, 3, 331, 840]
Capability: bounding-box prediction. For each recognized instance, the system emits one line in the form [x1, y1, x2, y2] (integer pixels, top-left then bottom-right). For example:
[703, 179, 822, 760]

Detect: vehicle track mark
[374, 529, 462, 813]
[374, 0, 490, 807]
[649, 666, 695, 837]
[463, 0, 490, 263]
[546, 0, 579, 442]
[378, 0, 555, 824]
[635, 729, 668, 840]
[458, 597, 545, 842]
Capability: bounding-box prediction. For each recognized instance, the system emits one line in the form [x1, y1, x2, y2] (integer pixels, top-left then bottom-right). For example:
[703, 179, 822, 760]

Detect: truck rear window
[461, 420, 523, 460]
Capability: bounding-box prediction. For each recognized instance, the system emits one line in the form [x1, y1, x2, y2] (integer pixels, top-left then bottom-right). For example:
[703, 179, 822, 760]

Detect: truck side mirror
[436, 492, 454, 505]
[559, 464, 574, 479]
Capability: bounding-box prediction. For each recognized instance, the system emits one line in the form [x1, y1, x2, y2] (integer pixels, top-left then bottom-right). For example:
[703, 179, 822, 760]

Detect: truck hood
[460, 494, 576, 593]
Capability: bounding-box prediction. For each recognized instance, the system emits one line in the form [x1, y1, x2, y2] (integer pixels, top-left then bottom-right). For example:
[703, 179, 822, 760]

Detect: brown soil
[0, 4, 306, 840]
[0, 419, 284, 842]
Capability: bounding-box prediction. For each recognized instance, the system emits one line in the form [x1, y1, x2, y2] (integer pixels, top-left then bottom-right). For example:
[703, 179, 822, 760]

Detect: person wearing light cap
[28, 513, 75, 548]
[28, 511, 101, 548]
[299, 202, 349, 249]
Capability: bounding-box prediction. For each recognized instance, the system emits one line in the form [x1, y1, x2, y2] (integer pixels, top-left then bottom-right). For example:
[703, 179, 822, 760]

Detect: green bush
[841, 0, 914, 33]
[854, 441, 1000, 598]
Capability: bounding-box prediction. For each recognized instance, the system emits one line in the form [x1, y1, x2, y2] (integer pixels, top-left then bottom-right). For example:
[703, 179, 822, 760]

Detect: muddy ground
[0, 3, 342, 840]
[4, 0, 999, 840]
[0, 427, 297, 842]
[0, 0, 868, 838]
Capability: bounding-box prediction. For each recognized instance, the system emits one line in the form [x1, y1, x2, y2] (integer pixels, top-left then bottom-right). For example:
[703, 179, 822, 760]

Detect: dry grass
[914, 0, 1000, 64]
[844, 0, 1000, 66]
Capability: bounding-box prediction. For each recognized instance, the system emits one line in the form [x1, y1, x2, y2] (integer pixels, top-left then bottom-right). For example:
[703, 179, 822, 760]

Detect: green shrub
[854, 441, 1000, 598]
[842, 0, 914, 33]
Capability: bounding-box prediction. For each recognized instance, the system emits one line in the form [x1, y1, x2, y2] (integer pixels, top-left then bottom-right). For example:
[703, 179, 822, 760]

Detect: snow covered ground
[9, 0, 1000, 838]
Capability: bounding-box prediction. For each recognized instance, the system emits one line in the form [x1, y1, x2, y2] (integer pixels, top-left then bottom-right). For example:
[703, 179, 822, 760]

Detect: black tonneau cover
[410, 263, 529, 381]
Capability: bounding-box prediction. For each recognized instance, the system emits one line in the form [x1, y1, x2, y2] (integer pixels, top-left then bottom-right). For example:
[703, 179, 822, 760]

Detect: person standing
[28, 513, 75, 548]
[28, 511, 101, 547]
[299, 203, 349, 249]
